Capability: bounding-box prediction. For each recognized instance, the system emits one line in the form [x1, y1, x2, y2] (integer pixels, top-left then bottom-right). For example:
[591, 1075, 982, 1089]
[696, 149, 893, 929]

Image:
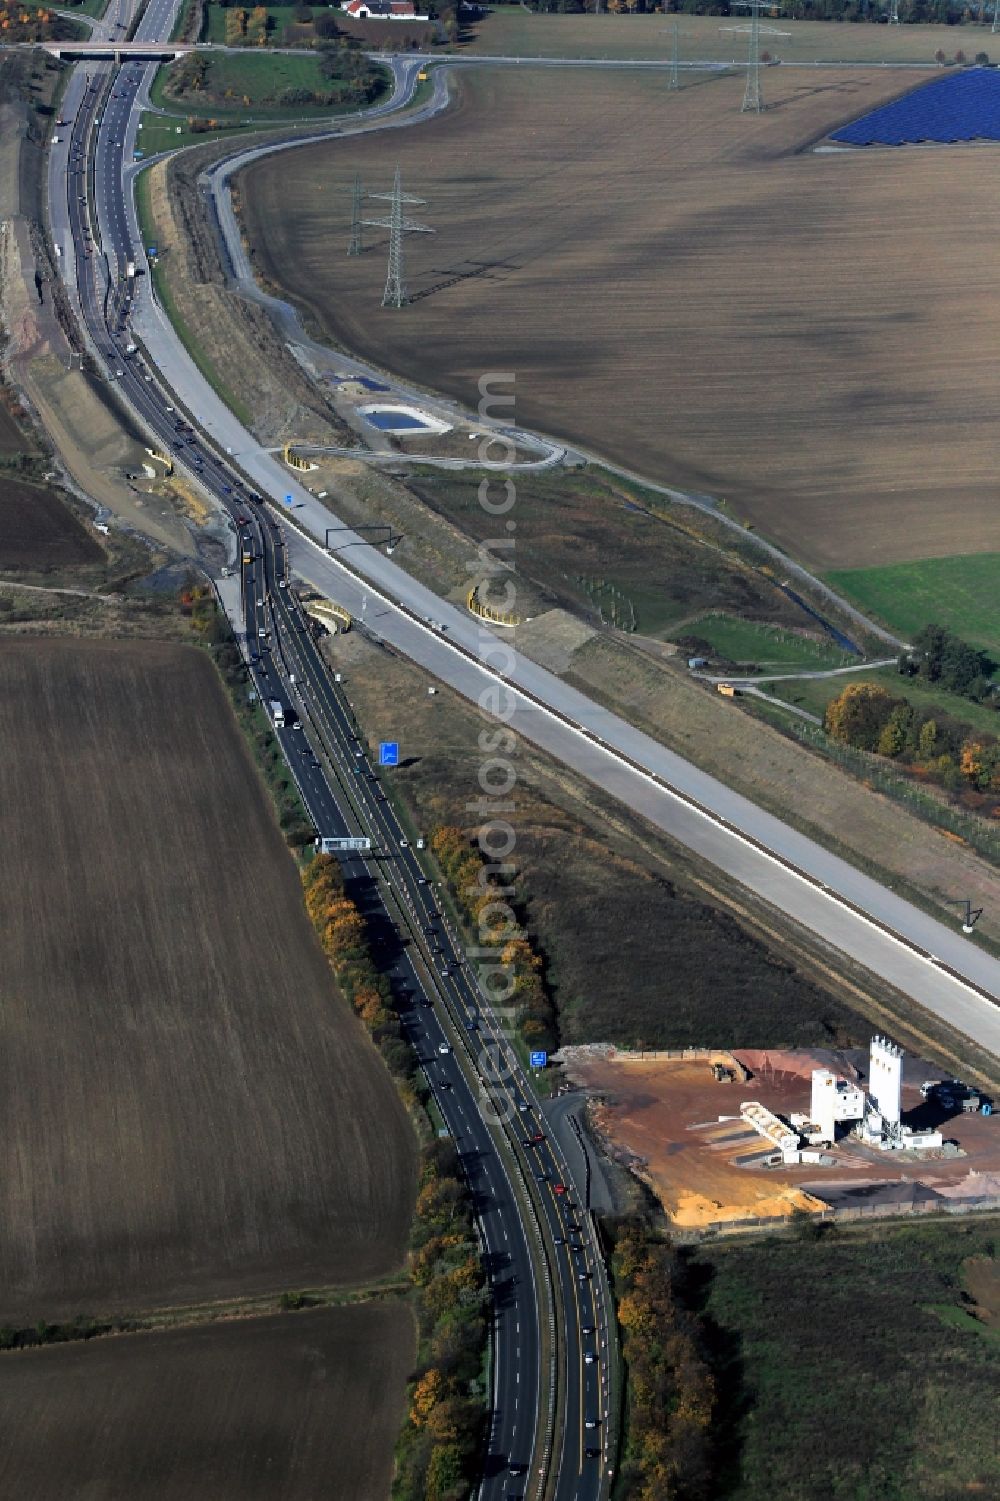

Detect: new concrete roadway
[65, 33, 1000, 1067]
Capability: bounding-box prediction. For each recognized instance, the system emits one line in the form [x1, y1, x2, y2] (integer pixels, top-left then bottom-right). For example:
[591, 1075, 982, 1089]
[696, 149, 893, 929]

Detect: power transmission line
[348, 170, 364, 257]
[731, 0, 784, 114]
[362, 166, 434, 309]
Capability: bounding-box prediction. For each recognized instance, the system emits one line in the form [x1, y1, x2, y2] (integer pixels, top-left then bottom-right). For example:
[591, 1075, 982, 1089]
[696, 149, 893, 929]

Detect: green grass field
[682, 613, 855, 672]
[826, 554, 1000, 655]
[152, 51, 386, 119]
[135, 112, 255, 153]
[699, 1218, 1000, 1501]
[23, 0, 107, 17]
[770, 663, 1000, 736]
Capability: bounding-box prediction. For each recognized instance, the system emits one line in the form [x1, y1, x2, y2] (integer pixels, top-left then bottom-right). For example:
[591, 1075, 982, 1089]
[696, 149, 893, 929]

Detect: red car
[553, 1183, 566, 1195]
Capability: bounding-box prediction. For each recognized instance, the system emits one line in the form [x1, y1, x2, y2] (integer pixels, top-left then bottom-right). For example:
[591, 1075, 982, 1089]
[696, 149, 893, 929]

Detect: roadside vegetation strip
[430, 824, 557, 1058]
[134, 162, 255, 428]
[608, 1220, 715, 1501]
[759, 709, 1000, 874]
[300, 855, 489, 1501]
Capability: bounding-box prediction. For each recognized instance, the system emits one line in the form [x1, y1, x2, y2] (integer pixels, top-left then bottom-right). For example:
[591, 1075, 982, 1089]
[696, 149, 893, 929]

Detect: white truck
[269, 699, 285, 729]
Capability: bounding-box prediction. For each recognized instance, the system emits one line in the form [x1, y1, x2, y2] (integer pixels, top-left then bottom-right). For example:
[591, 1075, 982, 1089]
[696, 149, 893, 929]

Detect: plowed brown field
[0, 638, 416, 1321]
[0, 479, 104, 569]
[241, 66, 1000, 567]
[0, 1302, 414, 1500]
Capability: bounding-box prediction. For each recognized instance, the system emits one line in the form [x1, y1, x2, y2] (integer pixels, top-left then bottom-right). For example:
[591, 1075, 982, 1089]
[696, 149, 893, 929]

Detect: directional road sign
[316, 836, 372, 854]
[379, 741, 399, 767]
[530, 1050, 548, 1069]
[284, 493, 294, 508]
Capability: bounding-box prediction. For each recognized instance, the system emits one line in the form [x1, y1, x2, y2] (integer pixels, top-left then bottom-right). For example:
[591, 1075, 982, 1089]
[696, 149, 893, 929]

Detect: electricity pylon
[348, 171, 364, 257]
[888, 0, 899, 21]
[362, 166, 434, 309]
[732, 0, 783, 114]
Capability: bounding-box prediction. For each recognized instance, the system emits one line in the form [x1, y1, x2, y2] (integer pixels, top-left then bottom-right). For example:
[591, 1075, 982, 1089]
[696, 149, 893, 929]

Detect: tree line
[431, 825, 558, 1054]
[611, 1222, 715, 1501]
[393, 1141, 488, 1501]
[824, 681, 1000, 795]
[300, 854, 487, 1501]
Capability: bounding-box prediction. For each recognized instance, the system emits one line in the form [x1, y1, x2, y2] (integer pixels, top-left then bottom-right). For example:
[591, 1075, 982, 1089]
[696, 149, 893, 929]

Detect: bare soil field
[0, 401, 27, 456]
[0, 477, 105, 569]
[567, 1049, 1000, 1227]
[241, 66, 1000, 567]
[0, 638, 416, 1321]
[460, 12, 972, 64]
[0, 1301, 414, 1500]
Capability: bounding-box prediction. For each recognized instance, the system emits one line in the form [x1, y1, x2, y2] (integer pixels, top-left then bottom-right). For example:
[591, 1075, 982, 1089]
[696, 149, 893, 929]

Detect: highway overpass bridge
[41, 40, 194, 60]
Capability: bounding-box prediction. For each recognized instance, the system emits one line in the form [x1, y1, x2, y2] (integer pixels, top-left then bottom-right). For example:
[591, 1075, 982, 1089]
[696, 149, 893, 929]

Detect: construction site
[561, 1039, 1000, 1231]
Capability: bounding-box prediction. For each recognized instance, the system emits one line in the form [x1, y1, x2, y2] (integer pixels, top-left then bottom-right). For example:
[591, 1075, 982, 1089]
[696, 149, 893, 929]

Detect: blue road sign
[379, 741, 399, 767]
[530, 1050, 548, 1070]
[284, 494, 294, 508]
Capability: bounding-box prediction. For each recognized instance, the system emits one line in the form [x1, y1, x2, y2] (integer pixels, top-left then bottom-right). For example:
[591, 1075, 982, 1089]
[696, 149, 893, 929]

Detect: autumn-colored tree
[410, 1367, 445, 1427]
[918, 717, 939, 761]
[425, 1442, 466, 1501]
[824, 681, 900, 752]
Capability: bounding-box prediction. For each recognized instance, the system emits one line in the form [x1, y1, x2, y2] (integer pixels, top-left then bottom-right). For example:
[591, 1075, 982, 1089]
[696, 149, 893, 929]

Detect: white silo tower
[869, 1036, 903, 1126]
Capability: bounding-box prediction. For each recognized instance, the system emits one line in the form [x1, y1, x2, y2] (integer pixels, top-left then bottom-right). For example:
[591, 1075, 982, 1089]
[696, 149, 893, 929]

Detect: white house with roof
[341, 0, 429, 18]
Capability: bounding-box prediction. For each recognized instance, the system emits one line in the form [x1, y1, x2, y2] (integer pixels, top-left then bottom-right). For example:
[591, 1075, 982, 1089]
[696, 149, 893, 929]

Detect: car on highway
[584, 1420, 599, 1431]
[437, 1042, 451, 1055]
[581, 1324, 595, 1336]
[553, 1183, 566, 1195]
[584, 1352, 596, 1365]
[585, 1447, 601, 1459]
[578, 1271, 590, 1282]
[291, 720, 302, 731]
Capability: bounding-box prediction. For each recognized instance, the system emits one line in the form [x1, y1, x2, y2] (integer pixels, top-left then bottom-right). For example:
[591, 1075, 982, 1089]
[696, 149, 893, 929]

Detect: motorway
[47, 14, 1000, 1491]
[53, 16, 611, 1501]
[59, 41, 1000, 1057]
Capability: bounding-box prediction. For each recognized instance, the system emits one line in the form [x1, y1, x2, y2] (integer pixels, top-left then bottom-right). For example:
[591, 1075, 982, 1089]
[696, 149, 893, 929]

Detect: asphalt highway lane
[61, 57, 613, 1489]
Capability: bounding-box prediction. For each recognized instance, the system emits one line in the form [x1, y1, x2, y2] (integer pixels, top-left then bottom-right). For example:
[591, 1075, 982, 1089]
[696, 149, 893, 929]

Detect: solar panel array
[831, 68, 1000, 146]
